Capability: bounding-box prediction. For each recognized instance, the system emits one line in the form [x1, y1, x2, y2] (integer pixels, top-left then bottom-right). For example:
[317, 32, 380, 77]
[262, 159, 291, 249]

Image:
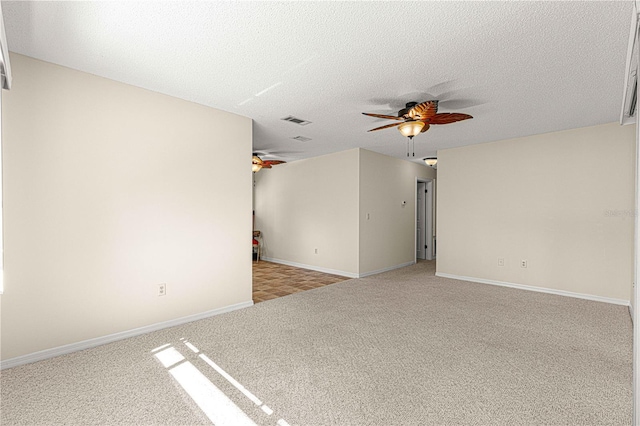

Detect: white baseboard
[261, 258, 416, 278]
[0, 300, 254, 370]
[435, 272, 630, 306]
[358, 261, 416, 278]
[261, 257, 358, 278]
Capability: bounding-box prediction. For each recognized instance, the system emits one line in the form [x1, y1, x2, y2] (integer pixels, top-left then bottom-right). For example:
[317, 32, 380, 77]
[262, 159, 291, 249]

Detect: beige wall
[1, 54, 253, 360]
[254, 149, 360, 275]
[437, 122, 635, 302]
[359, 149, 435, 275]
[254, 148, 435, 276]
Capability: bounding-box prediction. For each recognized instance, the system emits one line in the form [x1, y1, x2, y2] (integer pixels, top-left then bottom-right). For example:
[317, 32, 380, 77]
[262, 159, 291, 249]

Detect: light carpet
[0, 261, 632, 425]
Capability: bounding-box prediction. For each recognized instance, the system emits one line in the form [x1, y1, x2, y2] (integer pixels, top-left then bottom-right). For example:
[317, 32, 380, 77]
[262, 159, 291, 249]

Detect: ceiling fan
[252, 153, 286, 173]
[362, 100, 473, 157]
[362, 100, 473, 139]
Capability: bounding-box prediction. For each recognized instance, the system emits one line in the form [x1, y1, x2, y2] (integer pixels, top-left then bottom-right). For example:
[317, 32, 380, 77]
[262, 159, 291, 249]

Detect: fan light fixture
[398, 120, 425, 139]
[252, 155, 262, 172]
[252, 153, 286, 173]
[424, 157, 437, 167]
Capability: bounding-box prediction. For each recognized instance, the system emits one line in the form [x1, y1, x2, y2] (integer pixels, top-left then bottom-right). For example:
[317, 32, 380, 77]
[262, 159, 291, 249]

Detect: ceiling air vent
[281, 116, 312, 126]
[291, 136, 312, 142]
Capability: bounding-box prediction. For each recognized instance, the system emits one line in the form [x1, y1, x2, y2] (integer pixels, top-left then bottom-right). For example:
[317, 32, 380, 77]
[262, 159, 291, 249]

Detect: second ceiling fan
[252, 153, 286, 173]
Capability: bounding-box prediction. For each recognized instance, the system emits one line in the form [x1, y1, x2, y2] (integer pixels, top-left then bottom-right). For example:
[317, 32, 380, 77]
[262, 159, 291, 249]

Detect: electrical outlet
[521, 260, 527, 268]
[497, 257, 505, 267]
[158, 283, 167, 296]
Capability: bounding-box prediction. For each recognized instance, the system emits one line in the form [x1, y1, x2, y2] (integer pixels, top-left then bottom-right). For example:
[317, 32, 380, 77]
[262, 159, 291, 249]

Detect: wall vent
[281, 116, 312, 126]
[291, 136, 312, 142]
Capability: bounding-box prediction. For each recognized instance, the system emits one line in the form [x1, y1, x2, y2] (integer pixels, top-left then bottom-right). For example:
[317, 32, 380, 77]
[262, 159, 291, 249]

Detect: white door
[417, 182, 426, 260]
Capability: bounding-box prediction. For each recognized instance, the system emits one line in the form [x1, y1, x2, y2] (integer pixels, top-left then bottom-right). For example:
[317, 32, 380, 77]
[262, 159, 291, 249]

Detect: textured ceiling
[1, 1, 633, 164]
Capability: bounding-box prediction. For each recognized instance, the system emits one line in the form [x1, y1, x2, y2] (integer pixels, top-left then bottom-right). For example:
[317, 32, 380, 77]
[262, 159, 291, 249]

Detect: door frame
[627, 5, 640, 424]
[415, 177, 435, 263]
[426, 180, 434, 260]
[416, 181, 426, 260]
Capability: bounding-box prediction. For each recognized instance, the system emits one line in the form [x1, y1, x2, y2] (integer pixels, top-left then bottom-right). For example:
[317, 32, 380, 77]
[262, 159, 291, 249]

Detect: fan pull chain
[406, 138, 416, 157]
[406, 138, 417, 157]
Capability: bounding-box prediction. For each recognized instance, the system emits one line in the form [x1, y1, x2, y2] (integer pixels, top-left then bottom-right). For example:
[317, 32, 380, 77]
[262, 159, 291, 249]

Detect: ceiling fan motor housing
[398, 102, 418, 118]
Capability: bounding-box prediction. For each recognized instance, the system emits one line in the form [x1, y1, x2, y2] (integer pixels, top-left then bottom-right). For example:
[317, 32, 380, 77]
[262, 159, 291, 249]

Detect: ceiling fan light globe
[424, 157, 438, 167]
[398, 121, 425, 138]
[252, 164, 262, 172]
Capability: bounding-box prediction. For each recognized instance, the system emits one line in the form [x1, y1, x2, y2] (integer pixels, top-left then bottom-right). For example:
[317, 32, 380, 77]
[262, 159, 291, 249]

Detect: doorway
[416, 179, 434, 261]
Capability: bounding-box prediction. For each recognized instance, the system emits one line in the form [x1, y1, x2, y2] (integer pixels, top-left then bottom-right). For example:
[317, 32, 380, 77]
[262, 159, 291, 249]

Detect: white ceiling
[1, 1, 633, 164]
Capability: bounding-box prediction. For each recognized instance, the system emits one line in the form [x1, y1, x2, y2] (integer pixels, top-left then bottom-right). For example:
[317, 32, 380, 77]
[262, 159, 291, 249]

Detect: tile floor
[252, 260, 350, 303]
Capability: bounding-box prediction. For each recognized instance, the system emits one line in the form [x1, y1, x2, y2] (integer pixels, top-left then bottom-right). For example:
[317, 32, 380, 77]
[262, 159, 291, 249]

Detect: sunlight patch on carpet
[153, 341, 293, 426]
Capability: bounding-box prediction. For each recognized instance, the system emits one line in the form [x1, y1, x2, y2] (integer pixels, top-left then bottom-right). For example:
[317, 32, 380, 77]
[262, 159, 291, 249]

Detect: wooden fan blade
[420, 123, 431, 133]
[426, 113, 473, 125]
[263, 160, 285, 166]
[362, 112, 404, 121]
[367, 122, 404, 132]
[261, 164, 272, 169]
[408, 101, 438, 120]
